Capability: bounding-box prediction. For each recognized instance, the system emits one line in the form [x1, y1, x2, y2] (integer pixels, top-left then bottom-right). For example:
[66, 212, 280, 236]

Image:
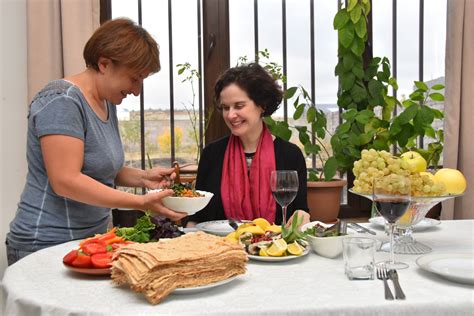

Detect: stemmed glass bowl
[350, 189, 462, 254]
[389, 194, 461, 254]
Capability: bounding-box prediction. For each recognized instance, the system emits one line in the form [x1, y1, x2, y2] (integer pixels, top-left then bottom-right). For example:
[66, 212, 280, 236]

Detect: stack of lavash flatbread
[111, 231, 247, 304]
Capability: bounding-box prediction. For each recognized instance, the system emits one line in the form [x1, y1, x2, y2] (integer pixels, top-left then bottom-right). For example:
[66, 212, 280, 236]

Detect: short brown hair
[214, 63, 283, 116]
[83, 18, 160, 75]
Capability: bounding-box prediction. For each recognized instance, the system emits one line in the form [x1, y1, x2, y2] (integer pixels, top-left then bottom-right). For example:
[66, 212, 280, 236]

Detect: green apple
[401, 151, 427, 173]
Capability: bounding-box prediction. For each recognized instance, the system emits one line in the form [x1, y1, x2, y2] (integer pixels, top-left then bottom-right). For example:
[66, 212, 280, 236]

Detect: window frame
[101, 0, 442, 219]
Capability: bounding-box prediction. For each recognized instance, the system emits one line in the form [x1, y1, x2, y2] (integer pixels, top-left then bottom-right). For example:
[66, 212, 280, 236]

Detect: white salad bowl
[301, 221, 352, 259]
[147, 189, 213, 215]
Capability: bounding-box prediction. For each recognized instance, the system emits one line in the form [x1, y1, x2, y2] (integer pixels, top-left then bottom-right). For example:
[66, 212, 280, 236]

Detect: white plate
[369, 216, 441, 231]
[195, 220, 235, 236]
[416, 252, 474, 285]
[172, 275, 239, 294]
[248, 246, 310, 262]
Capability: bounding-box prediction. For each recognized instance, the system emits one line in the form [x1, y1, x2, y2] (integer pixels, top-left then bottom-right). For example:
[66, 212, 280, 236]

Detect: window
[104, 0, 447, 217]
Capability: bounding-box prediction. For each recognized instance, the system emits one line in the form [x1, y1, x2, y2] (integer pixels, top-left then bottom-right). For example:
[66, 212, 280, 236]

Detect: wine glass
[270, 170, 299, 225]
[373, 174, 411, 270]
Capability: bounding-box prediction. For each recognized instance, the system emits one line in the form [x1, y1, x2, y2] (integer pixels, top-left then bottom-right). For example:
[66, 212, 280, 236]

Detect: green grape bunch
[352, 149, 446, 196]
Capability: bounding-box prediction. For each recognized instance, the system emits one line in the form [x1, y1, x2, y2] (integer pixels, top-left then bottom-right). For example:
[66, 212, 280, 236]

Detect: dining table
[1, 219, 473, 316]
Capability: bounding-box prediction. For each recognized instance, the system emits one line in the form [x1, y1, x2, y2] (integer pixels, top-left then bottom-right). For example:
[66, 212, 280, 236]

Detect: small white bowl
[148, 189, 213, 215]
[301, 221, 351, 259]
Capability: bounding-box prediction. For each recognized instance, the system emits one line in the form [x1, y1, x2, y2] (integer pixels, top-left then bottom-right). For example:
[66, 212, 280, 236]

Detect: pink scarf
[221, 124, 276, 223]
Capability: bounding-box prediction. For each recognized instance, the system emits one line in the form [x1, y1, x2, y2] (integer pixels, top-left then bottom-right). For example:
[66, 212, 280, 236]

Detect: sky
[111, 0, 447, 117]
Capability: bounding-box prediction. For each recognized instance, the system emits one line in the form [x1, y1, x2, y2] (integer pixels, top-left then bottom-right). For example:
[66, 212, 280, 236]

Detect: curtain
[441, 0, 474, 220]
[27, 0, 100, 102]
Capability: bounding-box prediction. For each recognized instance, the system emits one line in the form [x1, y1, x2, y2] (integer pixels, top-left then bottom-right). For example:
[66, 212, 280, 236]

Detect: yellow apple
[434, 168, 467, 194]
[401, 151, 427, 173]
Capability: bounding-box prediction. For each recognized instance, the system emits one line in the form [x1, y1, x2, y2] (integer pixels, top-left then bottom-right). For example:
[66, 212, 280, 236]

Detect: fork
[377, 264, 394, 300]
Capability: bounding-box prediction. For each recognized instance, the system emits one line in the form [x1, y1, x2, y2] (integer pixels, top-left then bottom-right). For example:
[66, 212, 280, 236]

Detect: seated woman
[187, 63, 309, 227]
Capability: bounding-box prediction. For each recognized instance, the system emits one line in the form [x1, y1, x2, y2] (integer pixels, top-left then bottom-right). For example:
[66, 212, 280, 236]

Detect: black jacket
[188, 136, 308, 225]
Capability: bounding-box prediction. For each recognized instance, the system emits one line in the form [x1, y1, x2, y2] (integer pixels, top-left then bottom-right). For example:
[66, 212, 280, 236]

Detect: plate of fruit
[225, 214, 308, 262]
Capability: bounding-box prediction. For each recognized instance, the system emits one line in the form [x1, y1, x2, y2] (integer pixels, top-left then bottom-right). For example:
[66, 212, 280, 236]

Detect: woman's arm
[114, 166, 175, 189]
[41, 135, 185, 220]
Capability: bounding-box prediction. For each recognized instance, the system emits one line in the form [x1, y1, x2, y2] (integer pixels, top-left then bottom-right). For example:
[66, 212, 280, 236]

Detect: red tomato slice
[63, 249, 78, 265]
[81, 240, 107, 255]
[90, 252, 113, 268]
[111, 243, 122, 251]
[71, 254, 92, 268]
[111, 241, 132, 251]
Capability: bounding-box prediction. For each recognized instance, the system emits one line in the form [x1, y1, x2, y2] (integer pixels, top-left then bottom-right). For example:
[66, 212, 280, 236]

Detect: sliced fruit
[235, 222, 255, 232]
[225, 231, 239, 244]
[259, 247, 269, 256]
[236, 225, 265, 238]
[81, 240, 107, 255]
[266, 238, 287, 257]
[287, 241, 304, 256]
[252, 218, 271, 231]
[71, 253, 92, 268]
[266, 224, 282, 234]
[63, 249, 78, 265]
[90, 252, 113, 268]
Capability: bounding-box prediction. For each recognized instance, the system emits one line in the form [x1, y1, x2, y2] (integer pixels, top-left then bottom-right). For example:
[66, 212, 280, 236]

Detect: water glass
[343, 237, 376, 280]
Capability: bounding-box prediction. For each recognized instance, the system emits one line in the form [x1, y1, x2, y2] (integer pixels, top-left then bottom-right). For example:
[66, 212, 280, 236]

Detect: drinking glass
[373, 175, 411, 270]
[270, 170, 298, 225]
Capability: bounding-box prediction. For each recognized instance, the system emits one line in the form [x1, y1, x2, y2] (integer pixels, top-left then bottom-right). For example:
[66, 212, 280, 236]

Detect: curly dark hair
[214, 63, 283, 116]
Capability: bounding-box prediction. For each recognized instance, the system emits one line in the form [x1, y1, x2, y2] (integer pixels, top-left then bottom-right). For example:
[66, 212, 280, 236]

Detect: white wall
[0, 0, 28, 280]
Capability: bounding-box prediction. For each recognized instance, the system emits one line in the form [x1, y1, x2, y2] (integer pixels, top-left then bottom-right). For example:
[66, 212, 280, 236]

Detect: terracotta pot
[307, 179, 347, 223]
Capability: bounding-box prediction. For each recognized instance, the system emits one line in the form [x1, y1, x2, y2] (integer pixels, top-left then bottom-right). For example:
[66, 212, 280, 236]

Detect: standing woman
[6, 18, 185, 265]
[187, 63, 309, 227]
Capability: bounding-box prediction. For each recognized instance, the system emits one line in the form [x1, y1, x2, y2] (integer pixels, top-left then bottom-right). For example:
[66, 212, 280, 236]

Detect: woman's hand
[186, 221, 197, 228]
[143, 167, 176, 189]
[142, 189, 187, 221]
[286, 210, 310, 228]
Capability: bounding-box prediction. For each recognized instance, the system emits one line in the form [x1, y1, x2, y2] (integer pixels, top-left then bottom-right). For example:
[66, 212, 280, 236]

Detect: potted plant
[330, 0, 445, 217]
[264, 86, 345, 223]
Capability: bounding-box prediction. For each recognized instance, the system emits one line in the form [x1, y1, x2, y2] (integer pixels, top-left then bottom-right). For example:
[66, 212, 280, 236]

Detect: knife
[228, 219, 240, 231]
[348, 222, 377, 235]
[388, 269, 406, 300]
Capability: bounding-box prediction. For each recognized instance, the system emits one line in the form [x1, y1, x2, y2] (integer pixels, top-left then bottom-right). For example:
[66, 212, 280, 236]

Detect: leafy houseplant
[248, 50, 338, 182]
[331, 0, 445, 176]
[176, 62, 214, 164]
[246, 50, 346, 223]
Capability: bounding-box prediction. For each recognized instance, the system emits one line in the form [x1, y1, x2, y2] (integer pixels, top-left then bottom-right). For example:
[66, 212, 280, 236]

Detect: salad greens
[281, 212, 306, 243]
[115, 212, 184, 243]
[116, 212, 156, 243]
[303, 223, 345, 237]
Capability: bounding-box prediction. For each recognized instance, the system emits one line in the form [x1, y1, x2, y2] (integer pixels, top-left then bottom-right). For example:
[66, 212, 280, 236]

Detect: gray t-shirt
[7, 80, 125, 252]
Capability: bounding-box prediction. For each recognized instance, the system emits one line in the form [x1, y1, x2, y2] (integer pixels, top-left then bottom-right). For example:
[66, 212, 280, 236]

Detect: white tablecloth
[1, 220, 473, 316]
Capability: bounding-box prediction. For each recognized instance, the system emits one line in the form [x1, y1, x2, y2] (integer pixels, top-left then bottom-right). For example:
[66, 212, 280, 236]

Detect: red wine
[375, 198, 410, 223]
[272, 189, 297, 207]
